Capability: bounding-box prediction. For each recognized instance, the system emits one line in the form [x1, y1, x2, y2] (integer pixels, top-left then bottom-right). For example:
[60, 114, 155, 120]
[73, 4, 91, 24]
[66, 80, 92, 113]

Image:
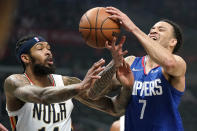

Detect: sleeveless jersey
[7, 74, 74, 131]
[120, 115, 125, 131]
[125, 56, 185, 131]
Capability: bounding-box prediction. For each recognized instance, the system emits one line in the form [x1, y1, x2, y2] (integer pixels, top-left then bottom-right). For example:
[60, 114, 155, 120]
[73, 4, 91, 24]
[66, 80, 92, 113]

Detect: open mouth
[149, 35, 158, 40]
[47, 57, 53, 65]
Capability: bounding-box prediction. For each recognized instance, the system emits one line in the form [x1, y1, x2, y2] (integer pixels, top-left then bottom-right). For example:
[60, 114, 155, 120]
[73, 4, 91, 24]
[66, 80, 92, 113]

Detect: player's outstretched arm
[75, 60, 133, 116]
[106, 6, 186, 78]
[4, 59, 105, 104]
[76, 86, 132, 117]
[88, 36, 129, 99]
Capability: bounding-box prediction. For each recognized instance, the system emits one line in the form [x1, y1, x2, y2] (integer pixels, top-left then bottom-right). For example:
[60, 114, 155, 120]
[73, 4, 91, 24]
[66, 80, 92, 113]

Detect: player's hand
[116, 59, 134, 88]
[106, 6, 136, 32]
[105, 36, 128, 68]
[80, 59, 105, 90]
[0, 123, 8, 131]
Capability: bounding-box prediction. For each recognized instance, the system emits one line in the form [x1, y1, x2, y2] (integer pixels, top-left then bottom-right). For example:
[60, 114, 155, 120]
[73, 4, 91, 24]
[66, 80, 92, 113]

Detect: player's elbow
[164, 58, 177, 71]
[40, 97, 51, 104]
[32, 94, 50, 105]
[87, 90, 102, 100]
[38, 89, 54, 104]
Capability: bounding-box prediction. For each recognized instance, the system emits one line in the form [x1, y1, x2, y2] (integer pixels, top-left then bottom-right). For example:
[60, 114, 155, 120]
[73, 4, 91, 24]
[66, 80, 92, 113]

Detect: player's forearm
[16, 84, 82, 104]
[112, 86, 132, 116]
[75, 94, 123, 117]
[88, 61, 117, 99]
[130, 26, 176, 68]
[42, 84, 82, 104]
[77, 86, 132, 117]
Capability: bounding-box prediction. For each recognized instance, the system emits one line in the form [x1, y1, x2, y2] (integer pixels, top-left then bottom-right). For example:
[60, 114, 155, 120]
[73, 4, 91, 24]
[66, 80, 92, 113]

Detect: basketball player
[89, 7, 186, 131]
[4, 34, 133, 131]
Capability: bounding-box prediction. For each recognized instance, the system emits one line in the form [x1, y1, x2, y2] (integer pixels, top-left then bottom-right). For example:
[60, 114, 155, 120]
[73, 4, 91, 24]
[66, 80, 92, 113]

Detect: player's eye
[47, 45, 51, 50]
[159, 28, 165, 32]
[36, 45, 43, 50]
[150, 27, 155, 32]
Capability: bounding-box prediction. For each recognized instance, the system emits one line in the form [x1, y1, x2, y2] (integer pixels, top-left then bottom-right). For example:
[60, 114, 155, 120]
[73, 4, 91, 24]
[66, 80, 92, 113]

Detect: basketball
[79, 7, 120, 48]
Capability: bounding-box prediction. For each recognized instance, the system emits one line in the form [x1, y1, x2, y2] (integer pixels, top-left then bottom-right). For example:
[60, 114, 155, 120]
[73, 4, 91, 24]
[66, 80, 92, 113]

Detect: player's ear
[21, 54, 31, 64]
[170, 38, 177, 47]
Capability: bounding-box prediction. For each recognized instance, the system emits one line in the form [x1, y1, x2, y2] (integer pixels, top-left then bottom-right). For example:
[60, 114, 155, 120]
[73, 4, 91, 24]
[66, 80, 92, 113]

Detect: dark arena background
[0, 0, 197, 131]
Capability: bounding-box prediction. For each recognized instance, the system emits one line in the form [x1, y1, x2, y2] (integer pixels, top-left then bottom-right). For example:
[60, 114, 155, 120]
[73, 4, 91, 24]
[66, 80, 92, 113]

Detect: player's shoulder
[4, 74, 25, 84]
[124, 55, 136, 66]
[4, 74, 28, 92]
[172, 54, 187, 73]
[173, 54, 186, 64]
[62, 76, 81, 86]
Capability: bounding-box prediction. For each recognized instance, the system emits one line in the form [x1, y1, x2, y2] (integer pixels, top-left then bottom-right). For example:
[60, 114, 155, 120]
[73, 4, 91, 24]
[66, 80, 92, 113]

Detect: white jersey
[7, 74, 74, 131]
[120, 115, 125, 131]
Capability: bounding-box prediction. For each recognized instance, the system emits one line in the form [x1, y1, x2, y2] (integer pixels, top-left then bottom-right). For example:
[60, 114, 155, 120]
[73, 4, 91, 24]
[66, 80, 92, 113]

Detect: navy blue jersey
[125, 56, 184, 131]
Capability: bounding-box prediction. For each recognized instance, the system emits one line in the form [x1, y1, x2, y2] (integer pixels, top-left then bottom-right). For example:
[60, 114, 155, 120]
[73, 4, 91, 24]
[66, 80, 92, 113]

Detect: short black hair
[160, 19, 183, 53]
[15, 34, 39, 70]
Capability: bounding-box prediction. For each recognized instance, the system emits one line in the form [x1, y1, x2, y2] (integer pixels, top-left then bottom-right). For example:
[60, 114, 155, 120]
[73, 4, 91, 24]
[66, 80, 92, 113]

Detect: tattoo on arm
[76, 85, 132, 116]
[112, 86, 132, 114]
[38, 77, 82, 104]
[88, 61, 116, 98]
[4, 75, 83, 104]
[63, 76, 81, 85]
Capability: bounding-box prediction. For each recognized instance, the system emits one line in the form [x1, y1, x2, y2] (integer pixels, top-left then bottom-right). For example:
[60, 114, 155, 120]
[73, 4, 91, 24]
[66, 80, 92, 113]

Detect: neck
[25, 67, 52, 87]
[145, 55, 158, 69]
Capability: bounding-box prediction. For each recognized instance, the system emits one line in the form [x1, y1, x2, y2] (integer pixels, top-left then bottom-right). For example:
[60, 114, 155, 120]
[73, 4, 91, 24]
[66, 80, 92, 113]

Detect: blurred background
[0, 0, 197, 131]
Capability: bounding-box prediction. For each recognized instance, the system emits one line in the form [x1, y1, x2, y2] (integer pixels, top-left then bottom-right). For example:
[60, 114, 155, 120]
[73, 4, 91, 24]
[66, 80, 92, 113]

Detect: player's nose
[44, 48, 52, 56]
[150, 28, 158, 34]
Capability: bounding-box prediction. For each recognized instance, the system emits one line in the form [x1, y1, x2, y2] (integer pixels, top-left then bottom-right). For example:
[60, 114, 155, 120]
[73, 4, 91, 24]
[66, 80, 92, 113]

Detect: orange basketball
[79, 7, 120, 48]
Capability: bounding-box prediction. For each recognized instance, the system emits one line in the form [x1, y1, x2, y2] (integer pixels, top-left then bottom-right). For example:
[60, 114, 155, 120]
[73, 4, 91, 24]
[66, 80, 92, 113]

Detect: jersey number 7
[139, 99, 146, 119]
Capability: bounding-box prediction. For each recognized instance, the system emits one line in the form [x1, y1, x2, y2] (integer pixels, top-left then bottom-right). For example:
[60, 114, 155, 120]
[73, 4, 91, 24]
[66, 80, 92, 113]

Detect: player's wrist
[127, 23, 138, 33]
[122, 84, 132, 91]
[111, 60, 120, 69]
[74, 83, 86, 93]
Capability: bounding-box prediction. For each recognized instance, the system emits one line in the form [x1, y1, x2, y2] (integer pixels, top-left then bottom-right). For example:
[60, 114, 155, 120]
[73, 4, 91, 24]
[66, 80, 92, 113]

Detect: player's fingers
[117, 36, 126, 53]
[92, 66, 105, 75]
[123, 60, 131, 72]
[105, 9, 119, 16]
[106, 6, 120, 12]
[106, 10, 122, 25]
[122, 50, 128, 56]
[105, 41, 112, 50]
[122, 59, 126, 67]
[111, 36, 117, 49]
[90, 75, 101, 79]
[91, 59, 105, 70]
[108, 15, 122, 22]
[119, 36, 126, 46]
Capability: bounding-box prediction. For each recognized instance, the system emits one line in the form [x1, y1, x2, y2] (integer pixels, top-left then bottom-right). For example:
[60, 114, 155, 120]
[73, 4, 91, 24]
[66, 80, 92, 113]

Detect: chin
[33, 64, 56, 76]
